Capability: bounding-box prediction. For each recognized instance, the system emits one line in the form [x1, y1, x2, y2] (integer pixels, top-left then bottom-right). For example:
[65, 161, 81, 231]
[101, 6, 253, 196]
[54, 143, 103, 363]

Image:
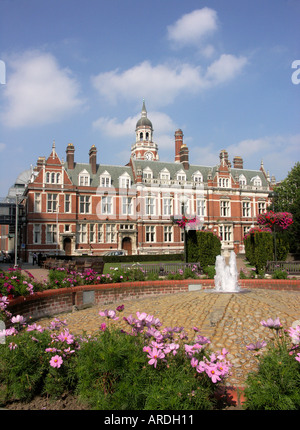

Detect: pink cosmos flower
[295, 353, 300, 363]
[246, 340, 267, 351]
[136, 312, 148, 321]
[288, 326, 300, 345]
[191, 357, 198, 368]
[0, 296, 9, 310]
[50, 355, 63, 368]
[164, 342, 180, 356]
[57, 330, 74, 344]
[11, 315, 26, 325]
[9, 342, 18, 350]
[100, 323, 107, 331]
[5, 327, 18, 336]
[99, 309, 119, 320]
[205, 364, 222, 383]
[26, 323, 44, 333]
[261, 317, 282, 330]
[147, 347, 165, 368]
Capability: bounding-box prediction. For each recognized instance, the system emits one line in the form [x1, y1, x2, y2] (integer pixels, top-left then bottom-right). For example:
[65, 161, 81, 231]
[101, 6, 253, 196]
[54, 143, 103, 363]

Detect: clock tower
[131, 100, 159, 161]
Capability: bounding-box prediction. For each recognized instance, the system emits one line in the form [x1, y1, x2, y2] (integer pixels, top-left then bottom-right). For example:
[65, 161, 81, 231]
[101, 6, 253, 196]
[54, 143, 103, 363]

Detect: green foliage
[0, 330, 52, 403]
[272, 269, 288, 279]
[273, 162, 300, 253]
[187, 231, 221, 268]
[244, 231, 273, 272]
[74, 328, 216, 410]
[103, 253, 184, 263]
[0, 268, 44, 299]
[275, 233, 290, 261]
[203, 266, 216, 279]
[244, 346, 300, 410]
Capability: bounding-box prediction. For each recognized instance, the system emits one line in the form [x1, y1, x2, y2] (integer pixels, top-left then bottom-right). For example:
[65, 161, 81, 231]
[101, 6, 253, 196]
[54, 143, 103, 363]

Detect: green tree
[244, 231, 273, 272]
[272, 162, 300, 254]
[187, 230, 221, 267]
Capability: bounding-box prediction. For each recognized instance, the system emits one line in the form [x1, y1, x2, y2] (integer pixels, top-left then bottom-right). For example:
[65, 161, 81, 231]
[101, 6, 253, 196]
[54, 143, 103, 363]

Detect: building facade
[24, 102, 274, 260]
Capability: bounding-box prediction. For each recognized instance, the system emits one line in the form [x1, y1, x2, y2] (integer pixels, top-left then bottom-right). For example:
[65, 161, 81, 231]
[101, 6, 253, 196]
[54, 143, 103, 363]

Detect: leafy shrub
[187, 231, 221, 268]
[244, 318, 300, 410]
[272, 269, 288, 279]
[203, 266, 216, 279]
[244, 231, 273, 272]
[0, 302, 233, 410]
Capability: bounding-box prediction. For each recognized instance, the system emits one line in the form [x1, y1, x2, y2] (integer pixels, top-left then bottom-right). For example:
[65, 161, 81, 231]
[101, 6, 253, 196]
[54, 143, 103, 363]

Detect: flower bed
[1, 266, 300, 410]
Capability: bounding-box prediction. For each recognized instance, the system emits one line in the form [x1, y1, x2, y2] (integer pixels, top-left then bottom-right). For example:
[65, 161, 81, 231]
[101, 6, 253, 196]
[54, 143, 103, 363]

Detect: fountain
[213, 251, 240, 293]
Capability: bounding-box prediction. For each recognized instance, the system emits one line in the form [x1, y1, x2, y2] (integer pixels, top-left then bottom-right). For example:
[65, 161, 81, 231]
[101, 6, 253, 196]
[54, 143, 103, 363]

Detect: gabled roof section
[45, 141, 62, 166]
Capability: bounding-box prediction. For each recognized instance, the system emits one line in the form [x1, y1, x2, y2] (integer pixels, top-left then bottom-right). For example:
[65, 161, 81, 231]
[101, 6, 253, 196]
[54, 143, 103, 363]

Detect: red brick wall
[7, 279, 300, 322]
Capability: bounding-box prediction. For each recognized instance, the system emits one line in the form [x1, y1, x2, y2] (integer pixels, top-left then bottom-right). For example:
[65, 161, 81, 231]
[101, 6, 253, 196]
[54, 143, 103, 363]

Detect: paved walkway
[37, 288, 300, 388]
[2, 261, 300, 388]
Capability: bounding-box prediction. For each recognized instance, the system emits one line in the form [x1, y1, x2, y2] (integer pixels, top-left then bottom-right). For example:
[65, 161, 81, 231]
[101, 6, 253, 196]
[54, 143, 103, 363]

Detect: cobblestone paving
[37, 288, 300, 388]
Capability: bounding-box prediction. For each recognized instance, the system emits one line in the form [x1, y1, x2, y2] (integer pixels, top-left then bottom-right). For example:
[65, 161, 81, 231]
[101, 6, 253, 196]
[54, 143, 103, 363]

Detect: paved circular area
[37, 288, 300, 388]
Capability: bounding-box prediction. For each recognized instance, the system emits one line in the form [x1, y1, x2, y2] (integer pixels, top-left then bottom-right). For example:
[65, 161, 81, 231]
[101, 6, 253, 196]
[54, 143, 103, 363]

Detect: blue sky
[0, 0, 299, 197]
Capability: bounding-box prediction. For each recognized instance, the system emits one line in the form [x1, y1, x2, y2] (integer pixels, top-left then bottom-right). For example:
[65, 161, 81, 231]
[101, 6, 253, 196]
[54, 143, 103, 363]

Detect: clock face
[145, 152, 153, 160]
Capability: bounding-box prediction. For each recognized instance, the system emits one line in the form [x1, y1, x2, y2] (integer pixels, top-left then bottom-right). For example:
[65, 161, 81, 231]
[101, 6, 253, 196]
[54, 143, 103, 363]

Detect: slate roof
[64, 159, 268, 188]
[64, 162, 133, 188]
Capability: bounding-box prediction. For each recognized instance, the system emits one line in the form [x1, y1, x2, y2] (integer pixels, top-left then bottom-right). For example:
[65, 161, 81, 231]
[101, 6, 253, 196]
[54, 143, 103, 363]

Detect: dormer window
[239, 174, 247, 187]
[143, 167, 153, 179]
[78, 169, 90, 187]
[119, 172, 131, 188]
[160, 168, 170, 181]
[251, 176, 262, 187]
[100, 171, 111, 187]
[176, 169, 186, 182]
[192, 171, 203, 183]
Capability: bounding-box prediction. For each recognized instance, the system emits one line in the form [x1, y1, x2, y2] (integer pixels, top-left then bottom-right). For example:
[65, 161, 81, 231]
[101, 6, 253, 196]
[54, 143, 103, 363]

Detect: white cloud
[167, 8, 218, 47]
[92, 55, 247, 107]
[93, 111, 177, 142]
[205, 54, 248, 85]
[93, 115, 138, 137]
[1, 51, 85, 127]
[92, 61, 205, 107]
[227, 134, 300, 180]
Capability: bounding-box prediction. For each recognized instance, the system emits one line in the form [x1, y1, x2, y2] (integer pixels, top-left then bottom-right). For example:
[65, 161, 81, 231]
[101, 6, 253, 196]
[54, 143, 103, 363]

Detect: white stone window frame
[78, 169, 90, 187]
[119, 172, 131, 189]
[100, 171, 112, 188]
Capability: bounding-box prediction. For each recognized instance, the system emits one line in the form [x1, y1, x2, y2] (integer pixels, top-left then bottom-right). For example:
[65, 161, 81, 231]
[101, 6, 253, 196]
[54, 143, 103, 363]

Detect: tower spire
[141, 98, 147, 118]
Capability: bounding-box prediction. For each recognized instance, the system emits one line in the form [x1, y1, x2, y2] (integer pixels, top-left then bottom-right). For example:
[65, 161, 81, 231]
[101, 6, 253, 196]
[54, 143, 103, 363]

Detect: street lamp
[268, 191, 277, 262]
[14, 194, 27, 268]
[56, 204, 61, 255]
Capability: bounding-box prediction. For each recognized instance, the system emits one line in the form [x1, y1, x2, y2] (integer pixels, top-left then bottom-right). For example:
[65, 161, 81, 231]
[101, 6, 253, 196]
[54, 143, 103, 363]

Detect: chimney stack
[233, 156, 243, 169]
[219, 149, 231, 167]
[89, 145, 97, 174]
[180, 143, 189, 170]
[66, 143, 75, 169]
[175, 129, 183, 162]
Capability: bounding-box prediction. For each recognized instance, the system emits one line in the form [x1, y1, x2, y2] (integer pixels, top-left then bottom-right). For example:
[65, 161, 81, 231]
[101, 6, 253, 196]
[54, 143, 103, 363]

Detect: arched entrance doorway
[63, 237, 72, 256]
[122, 237, 132, 255]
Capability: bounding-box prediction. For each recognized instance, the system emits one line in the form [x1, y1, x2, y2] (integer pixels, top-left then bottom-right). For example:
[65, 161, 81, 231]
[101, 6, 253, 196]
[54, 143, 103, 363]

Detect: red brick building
[24, 101, 274, 261]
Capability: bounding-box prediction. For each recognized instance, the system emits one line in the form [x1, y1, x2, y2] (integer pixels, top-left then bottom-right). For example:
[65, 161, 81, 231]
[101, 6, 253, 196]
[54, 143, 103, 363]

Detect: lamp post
[268, 191, 277, 262]
[14, 194, 27, 268]
[56, 204, 61, 255]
